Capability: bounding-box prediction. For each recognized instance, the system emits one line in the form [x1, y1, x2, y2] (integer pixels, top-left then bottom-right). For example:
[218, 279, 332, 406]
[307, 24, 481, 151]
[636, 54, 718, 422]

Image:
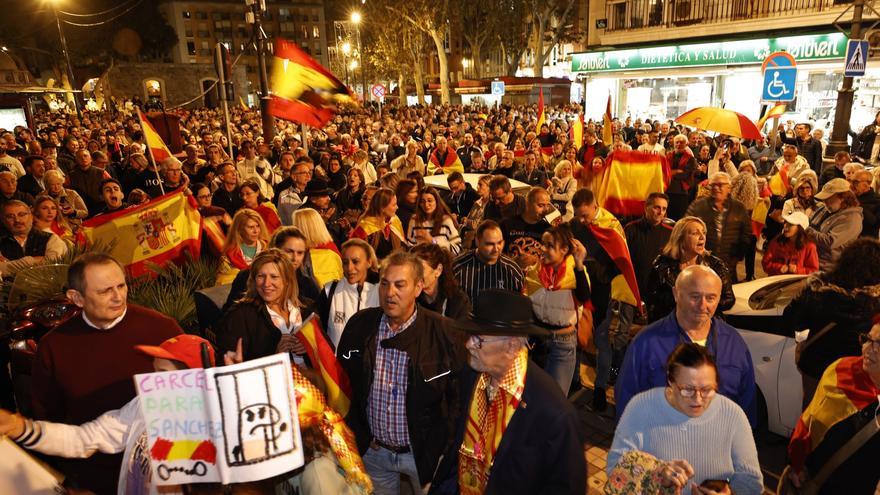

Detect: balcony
[604, 0, 852, 32]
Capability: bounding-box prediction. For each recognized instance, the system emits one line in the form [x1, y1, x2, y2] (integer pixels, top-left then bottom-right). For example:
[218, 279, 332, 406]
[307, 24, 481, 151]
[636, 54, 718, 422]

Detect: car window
[748, 277, 807, 311]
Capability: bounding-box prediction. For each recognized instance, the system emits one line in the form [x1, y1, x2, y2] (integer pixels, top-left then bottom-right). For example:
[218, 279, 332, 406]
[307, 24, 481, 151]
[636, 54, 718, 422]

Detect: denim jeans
[363, 445, 423, 495]
[543, 329, 578, 393]
[594, 300, 636, 389]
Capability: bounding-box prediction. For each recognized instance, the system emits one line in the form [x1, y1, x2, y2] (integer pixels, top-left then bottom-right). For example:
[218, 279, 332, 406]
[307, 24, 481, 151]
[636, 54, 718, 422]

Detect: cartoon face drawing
[234, 403, 288, 463]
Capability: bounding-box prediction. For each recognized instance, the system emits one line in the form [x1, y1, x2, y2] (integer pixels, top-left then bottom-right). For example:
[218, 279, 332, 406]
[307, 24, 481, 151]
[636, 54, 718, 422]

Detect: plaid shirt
[367, 309, 417, 447]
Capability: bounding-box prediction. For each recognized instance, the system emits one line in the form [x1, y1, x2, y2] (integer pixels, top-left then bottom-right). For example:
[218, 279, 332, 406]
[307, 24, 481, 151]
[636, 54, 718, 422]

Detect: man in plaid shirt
[338, 252, 469, 495]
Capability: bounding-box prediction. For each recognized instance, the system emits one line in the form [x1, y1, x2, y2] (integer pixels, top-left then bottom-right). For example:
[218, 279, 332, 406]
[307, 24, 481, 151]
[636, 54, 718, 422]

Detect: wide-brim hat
[453, 289, 549, 337]
[304, 178, 332, 197]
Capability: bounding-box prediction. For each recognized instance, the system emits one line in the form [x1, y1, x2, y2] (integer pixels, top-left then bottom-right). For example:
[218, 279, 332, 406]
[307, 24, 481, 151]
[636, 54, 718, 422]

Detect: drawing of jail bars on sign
[214, 359, 296, 466]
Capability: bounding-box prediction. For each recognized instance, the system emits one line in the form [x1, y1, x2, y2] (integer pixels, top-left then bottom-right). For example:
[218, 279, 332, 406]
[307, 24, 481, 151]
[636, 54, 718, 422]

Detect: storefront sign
[571, 33, 847, 73]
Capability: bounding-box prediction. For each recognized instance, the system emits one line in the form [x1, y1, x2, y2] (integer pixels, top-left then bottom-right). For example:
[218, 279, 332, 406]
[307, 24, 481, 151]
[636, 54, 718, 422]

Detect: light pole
[245, 0, 275, 140]
[49, 0, 80, 116]
[341, 42, 352, 86]
[827, 0, 865, 157]
[351, 11, 366, 102]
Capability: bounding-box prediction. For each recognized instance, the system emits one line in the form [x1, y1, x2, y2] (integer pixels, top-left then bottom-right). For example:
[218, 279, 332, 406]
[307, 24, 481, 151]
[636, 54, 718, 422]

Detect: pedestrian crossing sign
[844, 39, 868, 77]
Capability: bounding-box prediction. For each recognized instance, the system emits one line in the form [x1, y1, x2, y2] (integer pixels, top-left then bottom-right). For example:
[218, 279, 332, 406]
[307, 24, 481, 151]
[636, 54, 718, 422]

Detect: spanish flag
[309, 246, 343, 288]
[570, 113, 584, 150]
[536, 87, 546, 131]
[295, 315, 353, 416]
[350, 215, 405, 243]
[602, 94, 613, 145]
[756, 103, 786, 130]
[592, 150, 670, 217]
[80, 191, 202, 278]
[201, 215, 226, 256]
[239, 96, 249, 112]
[137, 110, 173, 163]
[588, 207, 642, 309]
[268, 38, 353, 128]
[788, 356, 880, 472]
[427, 146, 465, 175]
[769, 164, 791, 196]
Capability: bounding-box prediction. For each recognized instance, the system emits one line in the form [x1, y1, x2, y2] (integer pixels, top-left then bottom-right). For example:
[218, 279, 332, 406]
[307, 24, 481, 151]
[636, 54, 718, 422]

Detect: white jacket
[324, 278, 379, 348]
[16, 397, 183, 495]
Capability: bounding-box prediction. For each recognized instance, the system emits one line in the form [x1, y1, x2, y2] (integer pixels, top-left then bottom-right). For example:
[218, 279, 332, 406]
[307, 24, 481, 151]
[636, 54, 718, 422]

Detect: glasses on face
[470, 335, 508, 349]
[671, 383, 717, 399]
[709, 183, 729, 189]
[858, 333, 880, 350]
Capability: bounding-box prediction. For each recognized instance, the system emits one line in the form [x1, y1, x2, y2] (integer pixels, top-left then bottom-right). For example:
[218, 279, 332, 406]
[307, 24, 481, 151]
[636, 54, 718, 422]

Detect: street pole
[357, 25, 366, 103]
[827, 0, 865, 157]
[52, 4, 80, 116]
[247, 0, 275, 141]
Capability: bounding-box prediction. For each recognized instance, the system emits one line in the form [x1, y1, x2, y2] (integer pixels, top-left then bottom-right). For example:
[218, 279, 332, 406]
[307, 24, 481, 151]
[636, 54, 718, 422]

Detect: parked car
[423, 173, 531, 196]
[724, 274, 807, 437]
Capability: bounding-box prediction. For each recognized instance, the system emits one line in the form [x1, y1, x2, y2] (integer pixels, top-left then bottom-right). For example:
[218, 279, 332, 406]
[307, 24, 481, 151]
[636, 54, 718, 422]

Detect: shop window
[313, 26, 320, 39]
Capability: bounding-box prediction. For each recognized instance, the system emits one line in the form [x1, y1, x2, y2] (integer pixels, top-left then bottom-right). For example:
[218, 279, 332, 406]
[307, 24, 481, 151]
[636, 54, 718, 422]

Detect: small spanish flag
[268, 38, 353, 127]
[588, 207, 642, 309]
[536, 87, 546, 131]
[756, 103, 786, 130]
[295, 315, 352, 416]
[602, 94, 614, 145]
[239, 96, 249, 112]
[570, 113, 584, 150]
[137, 110, 173, 163]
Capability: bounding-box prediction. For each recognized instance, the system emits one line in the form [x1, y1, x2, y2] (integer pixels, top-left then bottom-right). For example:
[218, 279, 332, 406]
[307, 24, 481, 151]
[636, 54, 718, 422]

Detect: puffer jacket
[784, 274, 880, 379]
[645, 253, 736, 322]
[807, 205, 864, 271]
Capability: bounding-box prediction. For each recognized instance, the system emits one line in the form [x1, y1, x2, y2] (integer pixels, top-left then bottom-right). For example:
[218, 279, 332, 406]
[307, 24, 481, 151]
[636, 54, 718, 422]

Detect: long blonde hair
[662, 216, 707, 260]
[243, 248, 301, 307]
[223, 208, 269, 254]
[292, 208, 334, 247]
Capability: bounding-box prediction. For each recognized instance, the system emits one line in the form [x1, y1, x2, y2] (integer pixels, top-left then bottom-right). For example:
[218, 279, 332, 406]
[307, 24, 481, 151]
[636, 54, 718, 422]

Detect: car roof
[423, 173, 531, 195]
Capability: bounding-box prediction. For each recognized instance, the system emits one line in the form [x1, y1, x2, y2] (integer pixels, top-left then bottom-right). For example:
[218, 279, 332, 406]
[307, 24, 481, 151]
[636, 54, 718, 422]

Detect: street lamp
[351, 11, 366, 101]
[349, 60, 359, 70]
[47, 0, 80, 116]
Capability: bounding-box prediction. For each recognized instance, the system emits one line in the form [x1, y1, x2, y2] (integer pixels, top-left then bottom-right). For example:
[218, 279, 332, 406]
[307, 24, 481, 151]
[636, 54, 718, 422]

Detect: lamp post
[351, 11, 366, 102]
[245, 0, 275, 140]
[341, 42, 352, 86]
[827, 0, 865, 157]
[48, 0, 80, 116]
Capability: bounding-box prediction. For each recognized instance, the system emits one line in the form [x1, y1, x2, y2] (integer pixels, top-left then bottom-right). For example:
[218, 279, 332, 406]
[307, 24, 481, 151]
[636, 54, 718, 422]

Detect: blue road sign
[491, 81, 505, 96]
[845, 39, 868, 77]
[762, 67, 797, 102]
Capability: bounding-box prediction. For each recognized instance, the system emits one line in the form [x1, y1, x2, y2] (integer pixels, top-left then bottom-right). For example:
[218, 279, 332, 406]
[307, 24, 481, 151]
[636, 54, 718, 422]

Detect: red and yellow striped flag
[602, 94, 614, 145]
[268, 38, 353, 127]
[295, 315, 352, 416]
[592, 150, 670, 217]
[536, 87, 546, 131]
[571, 113, 584, 150]
[756, 103, 786, 130]
[80, 191, 202, 278]
[239, 96, 249, 112]
[588, 207, 642, 308]
[137, 110, 173, 163]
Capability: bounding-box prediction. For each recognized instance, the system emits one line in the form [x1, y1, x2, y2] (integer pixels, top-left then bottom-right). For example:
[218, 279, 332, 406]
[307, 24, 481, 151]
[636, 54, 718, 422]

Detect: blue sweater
[608, 388, 763, 495]
[615, 313, 757, 427]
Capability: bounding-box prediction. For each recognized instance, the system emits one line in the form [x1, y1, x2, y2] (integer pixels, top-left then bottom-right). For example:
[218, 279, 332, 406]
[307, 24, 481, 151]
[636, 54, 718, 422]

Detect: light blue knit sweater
[607, 387, 764, 495]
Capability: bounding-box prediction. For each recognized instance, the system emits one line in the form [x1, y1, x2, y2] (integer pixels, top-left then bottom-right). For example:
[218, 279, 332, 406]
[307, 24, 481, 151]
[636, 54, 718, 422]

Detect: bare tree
[460, 3, 504, 79]
[526, 0, 578, 78]
[496, 0, 530, 76]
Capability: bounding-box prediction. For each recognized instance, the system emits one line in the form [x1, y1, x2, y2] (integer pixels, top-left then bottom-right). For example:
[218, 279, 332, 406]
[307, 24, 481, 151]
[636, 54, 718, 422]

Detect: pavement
[574, 359, 789, 494]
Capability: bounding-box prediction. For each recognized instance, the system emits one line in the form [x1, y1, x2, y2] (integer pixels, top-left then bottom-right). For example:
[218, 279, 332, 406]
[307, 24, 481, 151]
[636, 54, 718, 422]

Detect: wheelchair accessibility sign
[761, 51, 797, 102]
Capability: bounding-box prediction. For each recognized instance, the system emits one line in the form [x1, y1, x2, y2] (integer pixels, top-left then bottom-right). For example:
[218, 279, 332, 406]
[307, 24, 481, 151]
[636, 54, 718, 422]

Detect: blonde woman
[32, 196, 77, 247]
[43, 169, 88, 226]
[550, 160, 577, 221]
[292, 207, 343, 288]
[216, 208, 269, 285]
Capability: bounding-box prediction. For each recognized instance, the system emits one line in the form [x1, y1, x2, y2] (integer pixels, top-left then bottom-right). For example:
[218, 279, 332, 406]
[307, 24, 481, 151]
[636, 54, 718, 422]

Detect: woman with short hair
[410, 242, 470, 320]
[315, 238, 379, 349]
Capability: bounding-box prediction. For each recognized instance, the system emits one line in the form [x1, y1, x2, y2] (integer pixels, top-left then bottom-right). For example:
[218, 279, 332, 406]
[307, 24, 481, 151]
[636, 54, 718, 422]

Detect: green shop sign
[571, 33, 847, 73]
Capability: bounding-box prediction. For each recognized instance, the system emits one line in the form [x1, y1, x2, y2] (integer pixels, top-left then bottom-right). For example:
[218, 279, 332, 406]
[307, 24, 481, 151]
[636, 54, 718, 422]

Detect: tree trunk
[414, 61, 426, 105]
[398, 72, 406, 103]
[472, 42, 483, 79]
[429, 29, 451, 105]
[532, 16, 546, 78]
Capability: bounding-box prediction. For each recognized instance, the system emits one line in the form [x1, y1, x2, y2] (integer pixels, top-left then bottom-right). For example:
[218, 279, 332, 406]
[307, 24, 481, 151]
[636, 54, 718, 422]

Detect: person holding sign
[0, 334, 217, 495]
[216, 248, 315, 362]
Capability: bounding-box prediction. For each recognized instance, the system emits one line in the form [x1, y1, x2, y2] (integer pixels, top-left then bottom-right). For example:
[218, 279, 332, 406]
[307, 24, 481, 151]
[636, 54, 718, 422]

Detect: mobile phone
[544, 204, 561, 224]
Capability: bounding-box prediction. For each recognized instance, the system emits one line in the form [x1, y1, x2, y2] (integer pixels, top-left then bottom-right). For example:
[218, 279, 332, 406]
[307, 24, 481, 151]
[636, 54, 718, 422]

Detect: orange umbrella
[675, 107, 762, 140]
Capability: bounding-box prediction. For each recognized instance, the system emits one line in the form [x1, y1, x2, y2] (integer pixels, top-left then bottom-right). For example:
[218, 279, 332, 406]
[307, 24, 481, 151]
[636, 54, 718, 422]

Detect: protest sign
[135, 353, 303, 486]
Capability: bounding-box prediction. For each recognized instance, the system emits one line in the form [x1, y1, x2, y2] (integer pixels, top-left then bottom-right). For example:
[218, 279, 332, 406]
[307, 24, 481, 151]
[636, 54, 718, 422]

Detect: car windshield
[748, 277, 808, 311]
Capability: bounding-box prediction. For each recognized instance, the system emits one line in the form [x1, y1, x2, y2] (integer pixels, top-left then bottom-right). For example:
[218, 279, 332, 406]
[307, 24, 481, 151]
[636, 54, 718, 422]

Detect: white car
[723, 274, 807, 437]
[423, 173, 531, 195]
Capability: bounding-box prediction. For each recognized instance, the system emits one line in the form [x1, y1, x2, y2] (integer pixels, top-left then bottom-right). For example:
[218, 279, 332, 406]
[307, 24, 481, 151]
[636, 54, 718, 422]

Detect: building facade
[574, 0, 874, 130]
[159, 0, 328, 103]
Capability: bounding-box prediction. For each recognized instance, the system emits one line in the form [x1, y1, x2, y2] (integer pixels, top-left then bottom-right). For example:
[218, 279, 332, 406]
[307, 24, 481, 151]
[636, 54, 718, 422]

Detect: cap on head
[782, 211, 809, 230]
[814, 178, 850, 200]
[135, 335, 215, 369]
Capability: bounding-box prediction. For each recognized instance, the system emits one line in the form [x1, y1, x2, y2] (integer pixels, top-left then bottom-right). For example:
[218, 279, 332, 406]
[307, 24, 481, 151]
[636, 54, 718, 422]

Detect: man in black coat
[780, 122, 824, 175]
[430, 289, 585, 495]
[852, 169, 880, 238]
[624, 192, 673, 297]
[17, 155, 46, 197]
[337, 251, 469, 494]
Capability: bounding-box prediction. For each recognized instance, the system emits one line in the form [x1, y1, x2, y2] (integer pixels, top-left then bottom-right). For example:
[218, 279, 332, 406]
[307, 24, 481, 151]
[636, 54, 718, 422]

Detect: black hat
[304, 178, 332, 197]
[454, 289, 548, 337]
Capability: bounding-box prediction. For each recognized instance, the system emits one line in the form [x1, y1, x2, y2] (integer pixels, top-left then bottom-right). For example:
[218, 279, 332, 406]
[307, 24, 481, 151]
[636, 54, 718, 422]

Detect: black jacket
[857, 190, 880, 238]
[0, 228, 52, 261]
[686, 197, 752, 265]
[442, 184, 480, 220]
[17, 173, 44, 197]
[429, 361, 586, 495]
[215, 299, 314, 361]
[624, 217, 673, 298]
[645, 253, 736, 322]
[417, 286, 471, 321]
[337, 307, 468, 485]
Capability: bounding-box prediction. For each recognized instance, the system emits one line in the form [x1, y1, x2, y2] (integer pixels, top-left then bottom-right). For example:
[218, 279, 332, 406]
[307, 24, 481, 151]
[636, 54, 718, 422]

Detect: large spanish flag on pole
[536, 87, 546, 131]
[137, 110, 173, 163]
[756, 102, 786, 130]
[295, 315, 353, 416]
[588, 207, 642, 309]
[268, 38, 353, 127]
[80, 191, 202, 278]
[592, 150, 670, 217]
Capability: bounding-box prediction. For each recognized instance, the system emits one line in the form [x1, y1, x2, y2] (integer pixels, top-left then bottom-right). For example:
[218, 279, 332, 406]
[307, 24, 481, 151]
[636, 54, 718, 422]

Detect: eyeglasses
[196, 194, 212, 200]
[670, 383, 717, 399]
[470, 335, 509, 349]
[858, 333, 880, 349]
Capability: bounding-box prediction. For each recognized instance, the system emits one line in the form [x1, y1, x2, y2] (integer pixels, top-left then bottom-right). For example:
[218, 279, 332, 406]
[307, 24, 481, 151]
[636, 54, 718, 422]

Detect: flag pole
[138, 110, 166, 196]
[301, 123, 309, 155]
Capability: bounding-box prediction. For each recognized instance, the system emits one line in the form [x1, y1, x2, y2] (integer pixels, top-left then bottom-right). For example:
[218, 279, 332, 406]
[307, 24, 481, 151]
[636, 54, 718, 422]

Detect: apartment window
[185, 29, 193, 37]
[312, 26, 320, 39]
[201, 41, 210, 49]
[212, 12, 222, 20]
[301, 26, 308, 39]
[195, 11, 207, 20]
[302, 14, 309, 22]
[198, 30, 210, 38]
[312, 14, 319, 22]
[182, 11, 191, 19]
[187, 41, 196, 55]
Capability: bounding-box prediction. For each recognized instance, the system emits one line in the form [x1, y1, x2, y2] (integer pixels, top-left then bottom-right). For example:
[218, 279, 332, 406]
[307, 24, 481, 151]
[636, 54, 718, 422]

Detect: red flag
[603, 94, 613, 145]
[295, 315, 352, 416]
[268, 38, 353, 127]
[588, 207, 642, 309]
[536, 88, 546, 131]
[137, 110, 173, 163]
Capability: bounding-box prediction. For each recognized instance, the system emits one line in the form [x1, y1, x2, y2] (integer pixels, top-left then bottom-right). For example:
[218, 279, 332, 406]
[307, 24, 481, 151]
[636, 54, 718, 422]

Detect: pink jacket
[762, 237, 820, 275]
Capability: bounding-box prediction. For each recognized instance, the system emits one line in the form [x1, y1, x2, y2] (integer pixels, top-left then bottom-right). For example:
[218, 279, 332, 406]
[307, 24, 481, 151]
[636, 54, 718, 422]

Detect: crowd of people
[0, 99, 877, 494]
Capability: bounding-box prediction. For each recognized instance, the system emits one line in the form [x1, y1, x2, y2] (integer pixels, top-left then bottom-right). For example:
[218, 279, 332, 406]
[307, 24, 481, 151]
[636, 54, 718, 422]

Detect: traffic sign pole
[828, 0, 866, 157]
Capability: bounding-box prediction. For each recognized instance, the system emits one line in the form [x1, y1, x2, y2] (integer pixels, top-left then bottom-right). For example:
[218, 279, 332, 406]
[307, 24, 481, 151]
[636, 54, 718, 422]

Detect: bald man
[614, 265, 756, 427]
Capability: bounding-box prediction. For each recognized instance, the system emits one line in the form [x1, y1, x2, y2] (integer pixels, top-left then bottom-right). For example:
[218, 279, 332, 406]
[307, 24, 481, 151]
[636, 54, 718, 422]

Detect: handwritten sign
[135, 353, 303, 486]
